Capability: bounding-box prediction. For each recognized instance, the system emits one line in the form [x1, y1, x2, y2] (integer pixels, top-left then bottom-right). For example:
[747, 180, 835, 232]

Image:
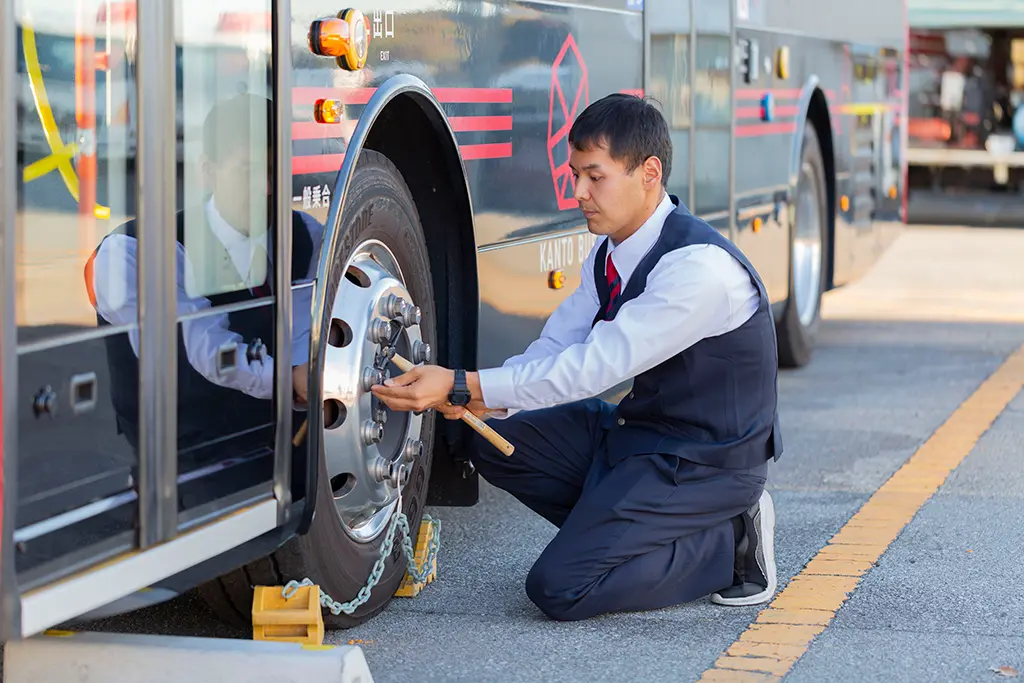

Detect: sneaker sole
[710, 490, 777, 606]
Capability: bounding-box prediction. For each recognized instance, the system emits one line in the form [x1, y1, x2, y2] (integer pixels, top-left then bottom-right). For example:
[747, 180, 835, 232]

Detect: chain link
[281, 495, 441, 616]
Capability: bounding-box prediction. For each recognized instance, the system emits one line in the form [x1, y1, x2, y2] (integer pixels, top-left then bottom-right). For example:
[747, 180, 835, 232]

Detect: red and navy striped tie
[603, 253, 621, 320]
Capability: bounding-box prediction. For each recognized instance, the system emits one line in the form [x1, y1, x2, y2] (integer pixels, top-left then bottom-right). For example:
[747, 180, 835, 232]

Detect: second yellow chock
[395, 518, 438, 598]
[252, 584, 325, 646]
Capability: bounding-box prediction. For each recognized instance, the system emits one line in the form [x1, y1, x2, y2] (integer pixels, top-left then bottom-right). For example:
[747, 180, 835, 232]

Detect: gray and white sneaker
[711, 490, 777, 606]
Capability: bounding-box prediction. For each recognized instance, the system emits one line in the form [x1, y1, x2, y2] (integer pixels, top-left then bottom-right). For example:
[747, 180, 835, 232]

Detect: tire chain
[281, 495, 441, 616]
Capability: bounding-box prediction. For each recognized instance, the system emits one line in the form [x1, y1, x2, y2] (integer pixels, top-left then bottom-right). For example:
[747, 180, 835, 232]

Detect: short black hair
[568, 93, 672, 186]
[202, 92, 272, 163]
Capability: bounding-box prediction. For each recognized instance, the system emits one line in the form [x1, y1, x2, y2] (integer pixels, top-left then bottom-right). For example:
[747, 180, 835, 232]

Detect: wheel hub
[321, 239, 430, 542]
[793, 161, 823, 327]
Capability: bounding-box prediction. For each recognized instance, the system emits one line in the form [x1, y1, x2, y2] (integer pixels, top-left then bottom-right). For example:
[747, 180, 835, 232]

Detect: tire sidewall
[299, 152, 437, 625]
[779, 124, 828, 368]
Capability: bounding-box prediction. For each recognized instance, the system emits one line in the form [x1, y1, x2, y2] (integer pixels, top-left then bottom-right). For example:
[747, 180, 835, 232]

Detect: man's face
[205, 145, 271, 234]
[570, 140, 652, 240]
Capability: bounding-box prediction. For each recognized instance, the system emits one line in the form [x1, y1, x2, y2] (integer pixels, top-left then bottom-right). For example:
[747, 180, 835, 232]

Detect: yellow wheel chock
[252, 584, 325, 646]
[395, 518, 438, 598]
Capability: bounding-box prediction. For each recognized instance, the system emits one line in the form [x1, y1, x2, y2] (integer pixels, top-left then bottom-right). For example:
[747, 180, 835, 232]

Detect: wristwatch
[448, 369, 471, 406]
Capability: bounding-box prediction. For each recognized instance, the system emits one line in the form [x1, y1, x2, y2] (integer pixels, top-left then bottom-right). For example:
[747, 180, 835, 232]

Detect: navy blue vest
[597, 196, 783, 470]
[92, 209, 315, 458]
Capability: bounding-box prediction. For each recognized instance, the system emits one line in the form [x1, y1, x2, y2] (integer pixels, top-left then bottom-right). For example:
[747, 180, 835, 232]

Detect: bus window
[649, 33, 691, 205]
[15, 2, 138, 345]
[170, 2, 299, 518]
[178, 3, 273, 299]
[693, 33, 731, 215]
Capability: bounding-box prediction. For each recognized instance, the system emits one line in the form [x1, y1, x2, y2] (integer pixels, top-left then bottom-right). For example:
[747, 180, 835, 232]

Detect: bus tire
[776, 123, 828, 368]
[197, 149, 437, 629]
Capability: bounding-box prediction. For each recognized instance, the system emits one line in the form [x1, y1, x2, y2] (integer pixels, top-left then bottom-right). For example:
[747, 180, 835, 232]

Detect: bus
[0, 0, 907, 641]
[906, 0, 1024, 221]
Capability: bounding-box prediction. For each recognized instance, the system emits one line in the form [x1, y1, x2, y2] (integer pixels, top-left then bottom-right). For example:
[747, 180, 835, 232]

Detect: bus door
[645, 0, 733, 235]
[2, 0, 295, 639]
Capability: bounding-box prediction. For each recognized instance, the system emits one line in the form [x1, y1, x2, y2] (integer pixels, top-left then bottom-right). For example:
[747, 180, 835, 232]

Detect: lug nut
[362, 420, 384, 445]
[384, 294, 407, 319]
[373, 407, 389, 425]
[402, 438, 424, 463]
[412, 340, 431, 364]
[369, 318, 392, 344]
[362, 366, 385, 392]
[370, 458, 409, 488]
[399, 302, 421, 328]
[371, 456, 390, 482]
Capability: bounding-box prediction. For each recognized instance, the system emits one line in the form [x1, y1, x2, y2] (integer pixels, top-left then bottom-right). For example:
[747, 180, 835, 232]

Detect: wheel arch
[300, 75, 480, 530]
[789, 77, 837, 291]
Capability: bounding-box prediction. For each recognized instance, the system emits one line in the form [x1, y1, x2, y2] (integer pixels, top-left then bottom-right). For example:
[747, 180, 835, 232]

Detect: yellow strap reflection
[21, 17, 111, 219]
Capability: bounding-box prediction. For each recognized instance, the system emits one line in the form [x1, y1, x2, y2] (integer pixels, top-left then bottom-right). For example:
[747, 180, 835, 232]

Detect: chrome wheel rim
[793, 161, 823, 327]
[321, 239, 430, 543]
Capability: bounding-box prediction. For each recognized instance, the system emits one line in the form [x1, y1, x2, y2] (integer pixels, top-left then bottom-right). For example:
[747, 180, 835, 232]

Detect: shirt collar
[205, 197, 251, 251]
[604, 192, 676, 284]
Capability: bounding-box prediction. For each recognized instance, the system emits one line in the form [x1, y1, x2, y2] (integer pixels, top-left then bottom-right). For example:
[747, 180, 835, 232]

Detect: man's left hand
[371, 365, 455, 413]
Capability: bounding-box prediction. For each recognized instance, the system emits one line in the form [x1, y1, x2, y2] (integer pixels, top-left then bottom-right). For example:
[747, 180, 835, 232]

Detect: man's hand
[371, 365, 455, 413]
[292, 363, 309, 406]
[437, 398, 490, 421]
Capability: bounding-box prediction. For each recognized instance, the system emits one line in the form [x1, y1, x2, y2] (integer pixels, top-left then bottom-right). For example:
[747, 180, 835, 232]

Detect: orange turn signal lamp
[308, 9, 370, 71]
[314, 99, 344, 124]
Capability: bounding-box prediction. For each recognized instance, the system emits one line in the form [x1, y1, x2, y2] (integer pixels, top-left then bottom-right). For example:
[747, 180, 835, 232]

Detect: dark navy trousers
[469, 398, 767, 621]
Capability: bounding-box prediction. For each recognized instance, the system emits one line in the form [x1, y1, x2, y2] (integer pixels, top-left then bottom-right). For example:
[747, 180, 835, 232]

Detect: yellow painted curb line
[699, 343, 1024, 683]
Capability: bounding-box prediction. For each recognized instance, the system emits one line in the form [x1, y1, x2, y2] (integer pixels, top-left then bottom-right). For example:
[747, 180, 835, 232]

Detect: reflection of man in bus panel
[86, 93, 320, 458]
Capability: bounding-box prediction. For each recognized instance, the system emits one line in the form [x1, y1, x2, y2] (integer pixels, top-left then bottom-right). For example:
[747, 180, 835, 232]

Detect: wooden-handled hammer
[291, 354, 515, 456]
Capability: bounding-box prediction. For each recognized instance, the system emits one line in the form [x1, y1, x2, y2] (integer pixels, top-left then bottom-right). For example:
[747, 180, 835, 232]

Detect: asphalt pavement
[78, 224, 1024, 683]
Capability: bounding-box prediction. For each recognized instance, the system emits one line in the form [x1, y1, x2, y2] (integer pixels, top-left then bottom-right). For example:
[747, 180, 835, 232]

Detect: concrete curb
[4, 630, 375, 683]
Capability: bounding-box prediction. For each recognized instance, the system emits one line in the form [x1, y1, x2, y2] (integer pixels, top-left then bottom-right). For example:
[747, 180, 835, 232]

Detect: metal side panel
[0, 0, 20, 643]
[19, 498, 277, 638]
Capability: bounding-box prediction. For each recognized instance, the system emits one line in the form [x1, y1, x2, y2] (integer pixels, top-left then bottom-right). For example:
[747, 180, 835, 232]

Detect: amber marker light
[314, 99, 344, 124]
[548, 270, 566, 290]
[308, 9, 370, 71]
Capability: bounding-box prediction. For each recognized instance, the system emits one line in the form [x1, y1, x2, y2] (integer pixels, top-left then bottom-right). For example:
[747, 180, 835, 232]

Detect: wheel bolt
[400, 302, 421, 328]
[384, 294, 406, 319]
[362, 420, 384, 445]
[370, 458, 408, 488]
[362, 366, 385, 392]
[402, 438, 424, 463]
[373, 407, 388, 425]
[369, 318, 392, 344]
[412, 340, 431, 364]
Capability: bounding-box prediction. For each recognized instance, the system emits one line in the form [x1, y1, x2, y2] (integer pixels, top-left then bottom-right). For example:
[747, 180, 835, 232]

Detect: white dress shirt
[478, 193, 761, 415]
[91, 197, 323, 401]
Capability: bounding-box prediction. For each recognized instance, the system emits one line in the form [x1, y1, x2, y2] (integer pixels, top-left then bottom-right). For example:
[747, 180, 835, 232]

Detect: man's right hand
[292, 363, 309, 407]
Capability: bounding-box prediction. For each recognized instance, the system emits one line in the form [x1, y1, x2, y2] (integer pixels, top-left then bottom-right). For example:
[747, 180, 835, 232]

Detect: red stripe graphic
[293, 154, 346, 175]
[292, 142, 512, 175]
[735, 122, 796, 137]
[459, 142, 512, 160]
[448, 115, 513, 132]
[292, 86, 512, 105]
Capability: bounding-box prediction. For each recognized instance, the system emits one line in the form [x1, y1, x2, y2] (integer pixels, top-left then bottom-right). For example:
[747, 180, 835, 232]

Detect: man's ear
[642, 156, 663, 189]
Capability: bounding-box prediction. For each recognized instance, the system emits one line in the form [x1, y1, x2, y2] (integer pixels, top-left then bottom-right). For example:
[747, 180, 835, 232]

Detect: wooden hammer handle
[291, 355, 516, 456]
[390, 353, 515, 456]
